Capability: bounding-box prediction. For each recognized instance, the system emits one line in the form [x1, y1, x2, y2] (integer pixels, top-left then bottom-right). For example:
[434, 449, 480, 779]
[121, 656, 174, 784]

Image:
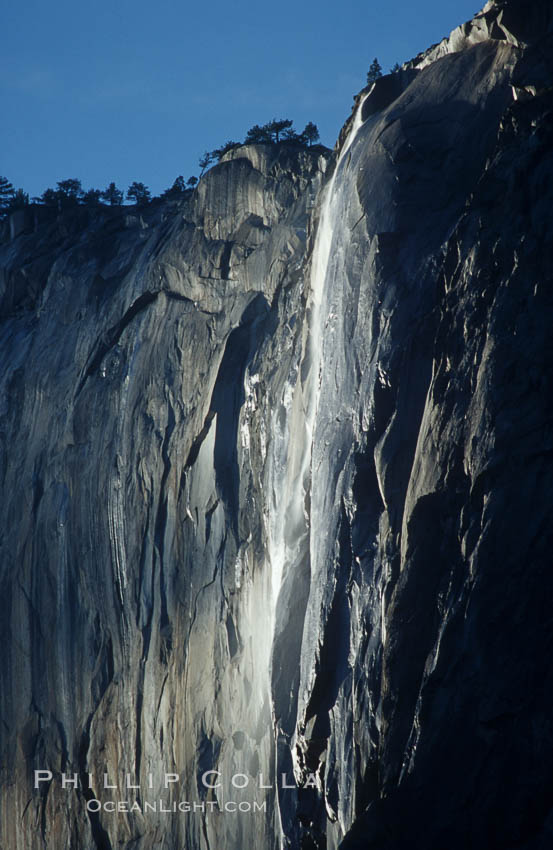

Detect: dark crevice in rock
[54, 719, 69, 772]
[91, 632, 114, 704]
[17, 581, 46, 641]
[219, 241, 234, 280]
[200, 808, 212, 850]
[75, 287, 195, 399]
[205, 499, 219, 545]
[154, 672, 169, 731]
[184, 410, 216, 470]
[76, 290, 159, 396]
[155, 402, 176, 648]
[196, 731, 222, 799]
[134, 687, 144, 804]
[163, 290, 195, 306]
[305, 509, 352, 725]
[136, 522, 159, 787]
[31, 472, 44, 515]
[209, 293, 270, 531]
[136, 512, 151, 629]
[21, 796, 33, 823]
[39, 772, 50, 845]
[78, 720, 113, 850]
[226, 613, 240, 658]
[187, 562, 220, 643]
[350, 465, 381, 560]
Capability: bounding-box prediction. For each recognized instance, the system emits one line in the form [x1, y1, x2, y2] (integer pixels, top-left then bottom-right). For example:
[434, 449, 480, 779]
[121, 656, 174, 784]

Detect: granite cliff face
[1, 1, 553, 848]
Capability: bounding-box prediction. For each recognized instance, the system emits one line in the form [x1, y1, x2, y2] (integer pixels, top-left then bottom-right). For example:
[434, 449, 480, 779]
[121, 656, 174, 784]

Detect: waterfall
[268, 96, 367, 629]
[261, 94, 367, 847]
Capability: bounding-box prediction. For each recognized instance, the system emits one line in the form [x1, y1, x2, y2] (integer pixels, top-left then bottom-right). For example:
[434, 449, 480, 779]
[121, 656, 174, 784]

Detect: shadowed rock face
[1, 2, 553, 849]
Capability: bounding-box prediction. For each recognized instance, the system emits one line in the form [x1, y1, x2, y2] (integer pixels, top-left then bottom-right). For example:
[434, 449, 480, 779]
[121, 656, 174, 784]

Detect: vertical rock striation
[1, 1, 553, 848]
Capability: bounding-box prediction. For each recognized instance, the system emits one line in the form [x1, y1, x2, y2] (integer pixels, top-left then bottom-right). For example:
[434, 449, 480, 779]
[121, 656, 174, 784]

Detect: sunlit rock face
[0, 146, 328, 850]
[1, 1, 553, 849]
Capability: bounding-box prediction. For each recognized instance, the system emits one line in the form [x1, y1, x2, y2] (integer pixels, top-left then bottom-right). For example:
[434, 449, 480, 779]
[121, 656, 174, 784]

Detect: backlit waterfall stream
[265, 95, 368, 845]
[268, 97, 367, 616]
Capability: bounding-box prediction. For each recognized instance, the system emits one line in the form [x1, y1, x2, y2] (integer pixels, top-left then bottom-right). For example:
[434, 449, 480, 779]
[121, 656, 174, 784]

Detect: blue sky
[2, 0, 479, 199]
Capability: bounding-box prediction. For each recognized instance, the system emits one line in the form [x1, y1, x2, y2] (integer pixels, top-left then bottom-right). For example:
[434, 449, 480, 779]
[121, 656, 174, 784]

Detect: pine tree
[127, 182, 151, 206]
[82, 188, 103, 207]
[302, 122, 320, 146]
[0, 176, 15, 217]
[172, 175, 186, 193]
[199, 151, 215, 176]
[38, 188, 59, 207]
[101, 182, 124, 206]
[56, 179, 83, 205]
[266, 119, 294, 142]
[187, 176, 198, 188]
[8, 188, 29, 211]
[211, 141, 240, 161]
[282, 128, 301, 143]
[244, 124, 272, 145]
[367, 58, 383, 83]
[161, 176, 187, 199]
